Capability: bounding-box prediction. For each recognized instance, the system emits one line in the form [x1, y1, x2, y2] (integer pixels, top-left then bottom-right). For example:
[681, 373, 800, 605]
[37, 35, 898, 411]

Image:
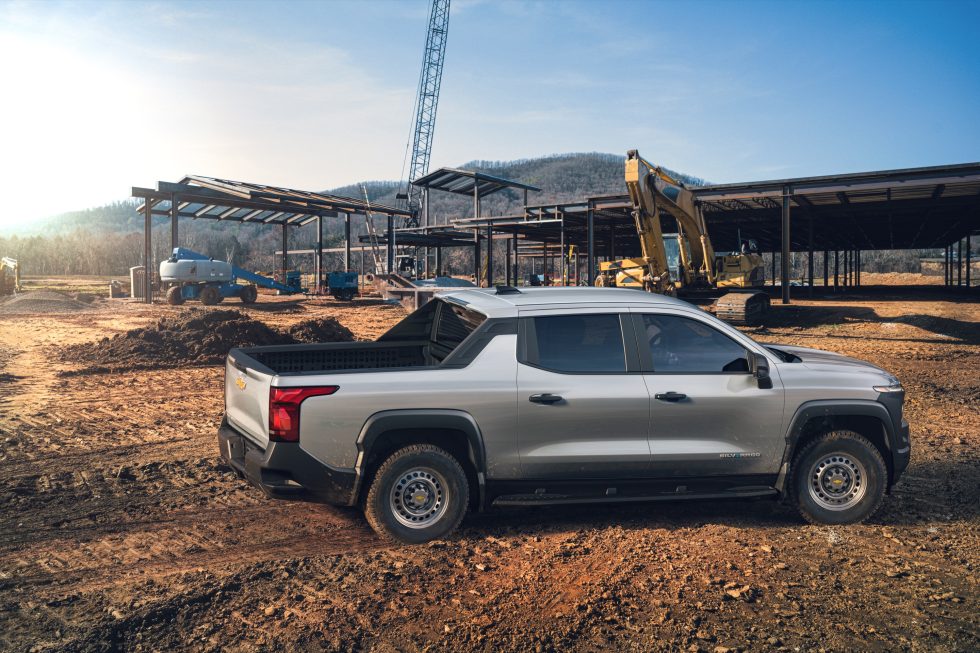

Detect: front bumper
[218, 416, 357, 506]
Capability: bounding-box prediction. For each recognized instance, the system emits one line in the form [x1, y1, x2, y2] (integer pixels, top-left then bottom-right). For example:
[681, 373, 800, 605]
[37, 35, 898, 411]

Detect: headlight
[873, 382, 903, 393]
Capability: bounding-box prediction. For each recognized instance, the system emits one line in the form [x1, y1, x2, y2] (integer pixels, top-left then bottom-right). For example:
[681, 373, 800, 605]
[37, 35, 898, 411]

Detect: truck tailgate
[225, 352, 272, 448]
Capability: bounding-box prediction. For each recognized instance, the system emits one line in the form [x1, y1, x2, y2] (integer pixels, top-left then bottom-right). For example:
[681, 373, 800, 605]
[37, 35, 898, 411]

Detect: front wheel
[364, 444, 469, 544]
[789, 430, 887, 525]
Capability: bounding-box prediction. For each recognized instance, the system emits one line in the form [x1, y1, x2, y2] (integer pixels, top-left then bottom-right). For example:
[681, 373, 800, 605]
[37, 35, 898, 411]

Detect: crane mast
[404, 0, 450, 227]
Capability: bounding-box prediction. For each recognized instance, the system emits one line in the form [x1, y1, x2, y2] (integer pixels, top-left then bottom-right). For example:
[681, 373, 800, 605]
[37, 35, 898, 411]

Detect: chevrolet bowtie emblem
[236, 376, 247, 391]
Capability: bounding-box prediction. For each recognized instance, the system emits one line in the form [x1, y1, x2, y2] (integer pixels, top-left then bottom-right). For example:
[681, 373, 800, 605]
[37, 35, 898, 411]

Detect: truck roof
[435, 286, 694, 318]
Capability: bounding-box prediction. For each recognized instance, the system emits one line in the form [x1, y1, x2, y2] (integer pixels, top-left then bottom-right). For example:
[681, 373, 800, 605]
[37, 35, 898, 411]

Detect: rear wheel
[165, 286, 185, 306]
[789, 430, 887, 525]
[200, 285, 220, 306]
[239, 284, 258, 304]
[364, 444, 469, 544]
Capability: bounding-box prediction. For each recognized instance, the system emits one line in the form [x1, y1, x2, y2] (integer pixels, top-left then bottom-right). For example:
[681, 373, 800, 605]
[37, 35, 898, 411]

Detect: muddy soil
[0, 288, 976, 652]
[60, 310, 356, 374]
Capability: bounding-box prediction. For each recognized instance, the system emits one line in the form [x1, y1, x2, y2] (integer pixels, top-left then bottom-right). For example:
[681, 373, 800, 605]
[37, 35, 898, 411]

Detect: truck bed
[232, 341, 432, 375]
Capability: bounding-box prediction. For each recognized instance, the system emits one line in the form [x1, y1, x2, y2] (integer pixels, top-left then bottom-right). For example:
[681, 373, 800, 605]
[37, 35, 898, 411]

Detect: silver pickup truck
[219, 287, 910, 543]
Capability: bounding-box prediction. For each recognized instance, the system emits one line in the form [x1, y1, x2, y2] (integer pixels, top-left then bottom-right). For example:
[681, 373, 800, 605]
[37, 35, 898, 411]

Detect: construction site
[1, 1, 979, 652]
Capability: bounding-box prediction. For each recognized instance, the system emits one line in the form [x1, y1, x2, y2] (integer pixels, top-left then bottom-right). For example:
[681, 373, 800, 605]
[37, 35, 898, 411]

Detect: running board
[491, 488, 777, 507]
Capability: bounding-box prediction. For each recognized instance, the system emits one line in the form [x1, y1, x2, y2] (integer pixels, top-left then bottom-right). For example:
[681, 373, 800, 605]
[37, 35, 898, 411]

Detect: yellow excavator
[0, 257, 20, 296]
[595, 150, 770, 324]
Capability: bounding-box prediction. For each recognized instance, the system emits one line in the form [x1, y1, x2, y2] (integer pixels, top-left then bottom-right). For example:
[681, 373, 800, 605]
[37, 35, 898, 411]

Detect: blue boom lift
[159, 248, 304, 306]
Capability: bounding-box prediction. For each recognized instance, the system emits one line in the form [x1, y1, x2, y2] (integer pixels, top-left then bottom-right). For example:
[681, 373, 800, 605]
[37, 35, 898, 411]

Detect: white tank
[159, 258, 233, 283]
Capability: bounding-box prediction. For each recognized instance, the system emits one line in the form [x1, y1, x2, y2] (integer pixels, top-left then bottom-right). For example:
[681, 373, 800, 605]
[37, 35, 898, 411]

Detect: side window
[529, 314, 626, 373]
[640, 314, 749, 373]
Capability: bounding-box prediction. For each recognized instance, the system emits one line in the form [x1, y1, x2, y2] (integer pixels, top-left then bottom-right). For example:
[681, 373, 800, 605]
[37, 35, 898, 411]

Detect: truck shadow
[459, 457, 978, 537]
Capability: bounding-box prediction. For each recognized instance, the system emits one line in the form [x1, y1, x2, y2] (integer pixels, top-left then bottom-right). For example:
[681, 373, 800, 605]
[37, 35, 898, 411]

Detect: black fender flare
[352, 409, 487, 506]
[776, 399, 894, 491]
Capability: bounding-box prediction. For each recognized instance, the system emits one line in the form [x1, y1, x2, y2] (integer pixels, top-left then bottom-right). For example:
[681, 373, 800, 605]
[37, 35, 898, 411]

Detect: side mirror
[751, 352, 773, 389]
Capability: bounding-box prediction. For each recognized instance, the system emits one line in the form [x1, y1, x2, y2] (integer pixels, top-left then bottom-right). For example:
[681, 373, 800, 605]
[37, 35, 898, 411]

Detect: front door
[633, 311, 785, 478]
[516, 312, 651, 479]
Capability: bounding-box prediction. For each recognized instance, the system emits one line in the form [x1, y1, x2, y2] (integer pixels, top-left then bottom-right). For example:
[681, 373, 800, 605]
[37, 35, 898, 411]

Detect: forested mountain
[0, 152, 686, 276]
[0, 152, 949, 278]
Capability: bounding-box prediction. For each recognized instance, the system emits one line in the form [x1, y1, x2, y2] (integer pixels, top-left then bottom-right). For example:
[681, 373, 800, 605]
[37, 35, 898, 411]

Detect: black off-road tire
[239, 284, 258, 304]
[788, 429, 887, 526]
[364, 444, 469, 545]
[199, 285, 220, 306]
[165, 286, 185, 306]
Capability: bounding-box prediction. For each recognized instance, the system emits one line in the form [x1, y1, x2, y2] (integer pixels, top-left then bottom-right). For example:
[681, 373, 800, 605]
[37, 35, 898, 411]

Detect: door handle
[529, 393, 563, 404]
[655, 391, 687, 402]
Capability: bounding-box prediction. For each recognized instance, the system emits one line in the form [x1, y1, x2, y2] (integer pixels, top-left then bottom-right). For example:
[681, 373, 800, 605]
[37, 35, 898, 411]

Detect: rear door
[632, 310, 784, 477]
[516, 310, 652, 479]
[224, 352, 273, 447]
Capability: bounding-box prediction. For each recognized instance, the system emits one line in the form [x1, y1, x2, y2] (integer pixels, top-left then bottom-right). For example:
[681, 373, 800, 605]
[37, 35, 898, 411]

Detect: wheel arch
[779, 400, 896, 491]
[353, 410, 487, 510]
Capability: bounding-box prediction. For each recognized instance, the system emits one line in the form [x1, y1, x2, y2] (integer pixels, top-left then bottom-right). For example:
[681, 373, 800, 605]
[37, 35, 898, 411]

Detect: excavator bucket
[714, 291, 770, 326]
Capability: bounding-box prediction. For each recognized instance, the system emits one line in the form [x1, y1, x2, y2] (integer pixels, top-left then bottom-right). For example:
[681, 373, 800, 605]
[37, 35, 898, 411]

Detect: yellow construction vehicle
[0, 257, 20, 296]
[596, 150, 770, 324]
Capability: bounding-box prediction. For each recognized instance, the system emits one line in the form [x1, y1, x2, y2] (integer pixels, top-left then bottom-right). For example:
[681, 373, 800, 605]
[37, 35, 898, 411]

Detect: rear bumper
[218, 416, 357, 506]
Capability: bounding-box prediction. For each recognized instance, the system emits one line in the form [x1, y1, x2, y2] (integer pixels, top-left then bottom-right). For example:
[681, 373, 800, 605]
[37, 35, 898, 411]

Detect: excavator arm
[628, 150, 717, 287]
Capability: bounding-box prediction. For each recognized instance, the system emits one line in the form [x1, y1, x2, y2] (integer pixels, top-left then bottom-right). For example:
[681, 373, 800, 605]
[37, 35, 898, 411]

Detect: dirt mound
[0, 290, 96, 315]
[286, 317, 356, 343]
[61, 310, 291, 373]
[61, 311, 358, 374]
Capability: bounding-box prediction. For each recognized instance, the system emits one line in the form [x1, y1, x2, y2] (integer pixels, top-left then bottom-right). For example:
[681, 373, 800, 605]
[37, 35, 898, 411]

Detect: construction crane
[596, 150, 770, 324]
[402, 0, 450, 226]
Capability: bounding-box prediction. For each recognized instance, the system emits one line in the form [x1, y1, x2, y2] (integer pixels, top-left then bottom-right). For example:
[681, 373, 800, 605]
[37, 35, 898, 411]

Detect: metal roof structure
[449, 162, 980, 253]
[411, 167, 542, 197]
[692, 162, 980, 251]
[133, 174, 410, 226]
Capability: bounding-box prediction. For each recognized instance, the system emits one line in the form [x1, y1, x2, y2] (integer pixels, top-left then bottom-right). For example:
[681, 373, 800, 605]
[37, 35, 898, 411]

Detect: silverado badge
[235, 375, 247, 391]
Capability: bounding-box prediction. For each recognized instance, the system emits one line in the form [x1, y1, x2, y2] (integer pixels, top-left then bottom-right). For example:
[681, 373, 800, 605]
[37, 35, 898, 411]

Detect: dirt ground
[0, 284, 977, 652]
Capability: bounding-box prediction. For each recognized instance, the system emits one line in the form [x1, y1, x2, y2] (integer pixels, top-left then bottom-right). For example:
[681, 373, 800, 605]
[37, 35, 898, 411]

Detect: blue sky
[0, 0, 978, 225]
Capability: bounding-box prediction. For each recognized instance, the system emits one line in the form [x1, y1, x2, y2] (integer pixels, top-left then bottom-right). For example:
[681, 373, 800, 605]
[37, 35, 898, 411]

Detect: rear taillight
[269, 386, 338, 442]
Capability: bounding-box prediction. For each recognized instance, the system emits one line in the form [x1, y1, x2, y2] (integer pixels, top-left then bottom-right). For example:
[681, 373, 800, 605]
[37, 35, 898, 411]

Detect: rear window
[377, 299, 486, 352]
[435, 302, 486, 349]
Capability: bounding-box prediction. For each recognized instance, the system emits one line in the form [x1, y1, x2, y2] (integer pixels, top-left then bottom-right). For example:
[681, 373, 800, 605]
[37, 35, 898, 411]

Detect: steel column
[807, 217, 814, 296]
[339, 213, 348, 274]
[781, 185, 791, 304]
[834, 250, 839, 290]
[957, 239, 963, 286]
[771, 252, 777, 287]
[967, 235, 972, 287]
[559, 208, 566, 285]
[143, 202, 152, 304]
[169, 192, 178, 251]
[386, 216, 394, 275]
[505, 238, 512, 286]
[281, 224, 288, 283]
[316, 216, 324, 293]
[857, 250, 861, 287]
[486, 224, 494, 286]
[474, 231, 481, 286]
[435, 246, 442, 276]
[823, 250, 829, 288]
[512, 232, 519, 285]
[586, 200, 595, 287]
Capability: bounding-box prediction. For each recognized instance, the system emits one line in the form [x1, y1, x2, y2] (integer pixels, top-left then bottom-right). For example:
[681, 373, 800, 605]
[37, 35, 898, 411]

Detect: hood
[766, 343, 898, 383]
